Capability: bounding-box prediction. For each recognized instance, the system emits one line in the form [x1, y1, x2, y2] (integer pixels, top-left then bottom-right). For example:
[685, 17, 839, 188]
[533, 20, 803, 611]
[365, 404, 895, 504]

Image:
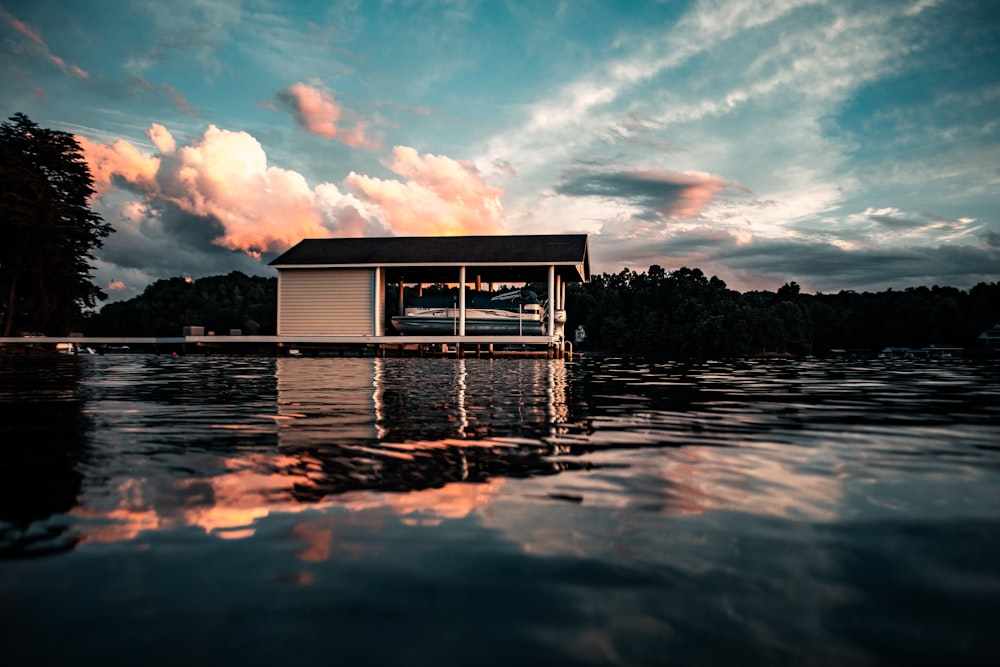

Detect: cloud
[0, 6, 89, 79]
[76, 135, 161, 197]
[555, 168, 744, 220]
[714, 239, 1000, 292]
[345, 146, 506, 236]
[77, 124, 509, 298]
[155, 125, 334, 257]
[130, 75, 197, 115]
[147, 123, 176, 153]
[79, 125, 337, 258]
[838, 207, 984, 245]
[277, 82, 379, 149]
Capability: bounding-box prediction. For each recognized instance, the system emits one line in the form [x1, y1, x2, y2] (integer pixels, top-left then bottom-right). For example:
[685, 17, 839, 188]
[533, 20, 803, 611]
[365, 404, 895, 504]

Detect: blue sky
[2, 0, 998, 301]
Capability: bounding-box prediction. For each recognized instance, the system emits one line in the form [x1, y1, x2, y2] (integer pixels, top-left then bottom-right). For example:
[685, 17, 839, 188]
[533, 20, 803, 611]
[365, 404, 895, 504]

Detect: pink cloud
[1, 8, 43, 45]
[632, 168, 735, 218]
[345, 146, 506, 236]
[76, 135, 160, 197]
[131, 76, 195, 115]
[557, 167, 743, 220]
[79, 126, 332, 257]
[79, 125, 507, 261]
[0, 7, 89, 79]
[147, 123, 176, 153]
[161, 126, 331, 257]
[279, 82, 379, 149]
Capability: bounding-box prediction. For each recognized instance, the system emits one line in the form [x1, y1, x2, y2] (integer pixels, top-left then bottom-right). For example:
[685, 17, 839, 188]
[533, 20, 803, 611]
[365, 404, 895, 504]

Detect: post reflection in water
[275, 357, 576, 502]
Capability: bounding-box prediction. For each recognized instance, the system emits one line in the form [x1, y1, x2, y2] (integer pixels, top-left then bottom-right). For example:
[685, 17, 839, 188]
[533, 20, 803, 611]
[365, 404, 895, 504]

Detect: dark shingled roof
[270, 234, 590, 283]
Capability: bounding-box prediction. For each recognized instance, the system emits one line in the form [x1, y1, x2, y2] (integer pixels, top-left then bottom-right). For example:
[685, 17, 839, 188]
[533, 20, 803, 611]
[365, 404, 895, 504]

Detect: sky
[2, 0, 998, 302]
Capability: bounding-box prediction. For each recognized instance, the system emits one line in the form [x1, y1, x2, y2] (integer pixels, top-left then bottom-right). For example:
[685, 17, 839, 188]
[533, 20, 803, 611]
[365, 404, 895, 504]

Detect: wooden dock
[0, 335, 572, 358]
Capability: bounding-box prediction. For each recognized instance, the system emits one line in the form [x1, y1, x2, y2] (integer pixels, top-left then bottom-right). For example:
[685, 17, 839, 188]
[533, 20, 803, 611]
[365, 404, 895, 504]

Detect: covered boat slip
[268, 234, 590, 355]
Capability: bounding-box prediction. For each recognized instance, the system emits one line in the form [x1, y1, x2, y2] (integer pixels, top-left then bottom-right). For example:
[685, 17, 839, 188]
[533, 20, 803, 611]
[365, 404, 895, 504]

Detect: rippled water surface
[2, 354, 999, 665]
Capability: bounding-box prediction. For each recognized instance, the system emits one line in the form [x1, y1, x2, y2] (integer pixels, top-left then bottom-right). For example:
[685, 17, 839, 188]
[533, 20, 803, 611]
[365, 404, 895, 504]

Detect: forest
[563, 266, 999, 357]
[83, 266, 1000, 359]
[85, 272, 277, 337]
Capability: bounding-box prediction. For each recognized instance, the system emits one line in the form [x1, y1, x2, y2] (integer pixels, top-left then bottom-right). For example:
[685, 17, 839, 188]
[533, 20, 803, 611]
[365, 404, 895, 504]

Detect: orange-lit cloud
[163, 125, 331, 256]
[76, 134, 160, 196]
[279, 82, 379, 149]
[147, 123, 176, 153]
[555, 167, 741, 220]
[0, 7, 89, 79]
[2, 8, 43, 44]
[346, 146, 506, 236]
[650, 170, 729, 218]
[79, 123, 508, 259]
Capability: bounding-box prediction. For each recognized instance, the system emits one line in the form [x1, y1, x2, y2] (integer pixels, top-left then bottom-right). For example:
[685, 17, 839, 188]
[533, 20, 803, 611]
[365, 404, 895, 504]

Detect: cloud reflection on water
[4, 355, 995, 560]
[55, 355, 863, 554]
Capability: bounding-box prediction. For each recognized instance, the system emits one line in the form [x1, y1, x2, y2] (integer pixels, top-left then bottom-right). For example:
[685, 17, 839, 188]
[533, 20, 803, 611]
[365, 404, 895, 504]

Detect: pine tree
[0, 113, 113, 335]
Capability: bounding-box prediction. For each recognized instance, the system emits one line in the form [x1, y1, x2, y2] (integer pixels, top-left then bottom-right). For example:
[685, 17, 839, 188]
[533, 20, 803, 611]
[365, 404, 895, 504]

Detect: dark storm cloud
[158, 203, 227, 249]
[99, 201, 266, 281]
[865, 211, 925, 229]
[591, 229, 998, 293]
[715, 240, 1000, 291]
[555, 167, 741, 218]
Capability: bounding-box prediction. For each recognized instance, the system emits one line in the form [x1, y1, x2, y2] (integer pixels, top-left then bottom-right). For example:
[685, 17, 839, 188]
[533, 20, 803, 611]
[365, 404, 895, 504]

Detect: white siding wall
[278, 269, 374, 335]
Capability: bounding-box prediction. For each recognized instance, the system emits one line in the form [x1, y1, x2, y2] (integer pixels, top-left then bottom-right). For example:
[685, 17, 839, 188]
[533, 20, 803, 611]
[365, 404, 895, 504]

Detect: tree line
[564, 266, 1000, 357]
[84, 272, 277, 336]
[82, 266, 1000, 358]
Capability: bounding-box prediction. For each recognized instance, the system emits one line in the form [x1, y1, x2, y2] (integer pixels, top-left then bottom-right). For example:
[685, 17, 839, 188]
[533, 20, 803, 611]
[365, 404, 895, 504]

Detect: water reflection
[1, 355, 998, 556]
[274, 357, 581, 502]
[3, 355, 999, 664]
[1, 356, 581, 551]
[0, 355, 87, 555]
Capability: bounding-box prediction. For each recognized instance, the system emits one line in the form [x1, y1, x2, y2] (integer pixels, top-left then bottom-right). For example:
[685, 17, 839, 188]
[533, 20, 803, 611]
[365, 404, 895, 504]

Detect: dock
[0, 334, 573, 358]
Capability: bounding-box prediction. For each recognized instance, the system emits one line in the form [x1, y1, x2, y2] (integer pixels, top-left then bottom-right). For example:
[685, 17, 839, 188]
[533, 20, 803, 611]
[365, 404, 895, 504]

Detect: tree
[0, 113, 112, 335]
[84, 272, 277, 337]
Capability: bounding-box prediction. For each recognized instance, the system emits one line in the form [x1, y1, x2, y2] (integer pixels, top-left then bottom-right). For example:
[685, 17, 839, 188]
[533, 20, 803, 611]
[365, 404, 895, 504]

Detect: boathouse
[268, 234, 590, 349]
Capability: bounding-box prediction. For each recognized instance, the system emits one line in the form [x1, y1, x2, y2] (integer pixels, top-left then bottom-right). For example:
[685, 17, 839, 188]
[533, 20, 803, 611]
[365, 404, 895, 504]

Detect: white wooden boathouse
[268, 234, 590, 354]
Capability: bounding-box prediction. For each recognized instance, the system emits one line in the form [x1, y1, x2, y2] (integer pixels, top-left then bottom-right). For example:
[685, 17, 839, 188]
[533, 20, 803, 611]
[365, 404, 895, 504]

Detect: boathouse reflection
[275, 357, 576, 500]
[59, 358, 577, 547]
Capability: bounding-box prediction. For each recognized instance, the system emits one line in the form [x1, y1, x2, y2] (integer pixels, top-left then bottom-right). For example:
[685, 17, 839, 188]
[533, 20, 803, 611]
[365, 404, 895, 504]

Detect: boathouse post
[547, 265, 556, 337]
[458, 265, 467, 336]
[373, 266, 382, 335]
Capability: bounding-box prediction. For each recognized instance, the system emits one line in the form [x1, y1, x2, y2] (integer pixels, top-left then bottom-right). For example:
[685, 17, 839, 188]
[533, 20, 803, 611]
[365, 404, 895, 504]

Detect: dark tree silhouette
[85, 272, 277, 337]
[0, 113, 112, 335]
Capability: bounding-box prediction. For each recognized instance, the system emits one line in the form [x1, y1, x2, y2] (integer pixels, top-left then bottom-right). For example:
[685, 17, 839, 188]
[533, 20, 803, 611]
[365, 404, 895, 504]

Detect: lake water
[1, 353, 999, 665]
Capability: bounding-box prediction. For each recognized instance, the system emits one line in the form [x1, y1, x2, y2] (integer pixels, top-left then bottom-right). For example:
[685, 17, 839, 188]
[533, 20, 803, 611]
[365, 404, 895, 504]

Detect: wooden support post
[459, 266, 467, 336]
[547, 265, 556, 337]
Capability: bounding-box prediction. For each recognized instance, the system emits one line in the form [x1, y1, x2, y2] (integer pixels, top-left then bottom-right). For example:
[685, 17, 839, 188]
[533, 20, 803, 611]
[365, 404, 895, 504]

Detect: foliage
[84, 272, 276, 336]
[568, 267, 1000, 358]
[0, 113, 112, 335]
[83, 263, 999, 359]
